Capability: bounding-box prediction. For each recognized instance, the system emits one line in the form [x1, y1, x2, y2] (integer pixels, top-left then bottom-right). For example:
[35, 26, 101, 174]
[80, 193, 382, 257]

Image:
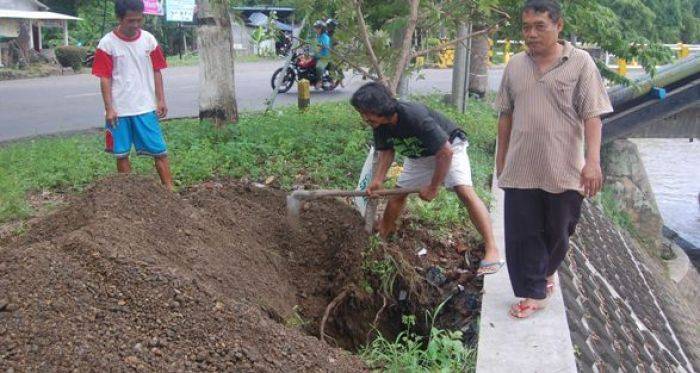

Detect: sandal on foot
[546, 281, 555, 298]
[476, 259, 505, 276]
[509, 300, 545, 319]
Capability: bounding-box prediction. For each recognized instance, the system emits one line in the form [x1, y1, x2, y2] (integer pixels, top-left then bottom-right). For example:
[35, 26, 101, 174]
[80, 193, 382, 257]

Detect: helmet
[313, 20, 326, 28]
[326, 18, 338, 28]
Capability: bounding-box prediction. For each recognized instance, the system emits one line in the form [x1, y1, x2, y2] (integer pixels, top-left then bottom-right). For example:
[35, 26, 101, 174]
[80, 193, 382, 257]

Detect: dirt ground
[0, 175, 484, 371]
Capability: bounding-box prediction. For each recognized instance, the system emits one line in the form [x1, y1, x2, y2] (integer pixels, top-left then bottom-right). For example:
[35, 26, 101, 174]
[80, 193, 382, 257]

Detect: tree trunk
[391, 28, 411, 98]
[389, 0, 419, 95]
[196, 0, 237, 127]
[451, 22, 468, 108]
[468, 28, 489, 99]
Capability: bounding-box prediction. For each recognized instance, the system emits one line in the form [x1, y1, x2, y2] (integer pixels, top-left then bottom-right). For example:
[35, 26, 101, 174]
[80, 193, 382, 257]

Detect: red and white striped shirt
[92, 29, 167, 116]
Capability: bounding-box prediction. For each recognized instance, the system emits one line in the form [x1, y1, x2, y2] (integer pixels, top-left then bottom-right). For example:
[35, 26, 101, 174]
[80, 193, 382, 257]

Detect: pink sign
[143, 0, 164, 16]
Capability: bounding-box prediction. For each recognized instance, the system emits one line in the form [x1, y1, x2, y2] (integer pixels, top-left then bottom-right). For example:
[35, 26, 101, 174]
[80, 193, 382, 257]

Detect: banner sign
[166, 0, 196, 22]
[143, 0, 164, 16]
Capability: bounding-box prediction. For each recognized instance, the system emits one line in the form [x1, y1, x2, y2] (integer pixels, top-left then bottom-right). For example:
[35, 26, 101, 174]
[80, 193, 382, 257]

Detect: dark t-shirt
[373, 101, 462, 158]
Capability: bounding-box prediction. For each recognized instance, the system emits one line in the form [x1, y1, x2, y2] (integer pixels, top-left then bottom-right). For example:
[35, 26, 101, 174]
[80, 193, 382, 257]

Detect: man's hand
[580, 161, 603, 197]
[419, 185, 439, 202]
[106, 107, 118, 128]
[156, 101, 168, 119]
[366, 179, 383, 197]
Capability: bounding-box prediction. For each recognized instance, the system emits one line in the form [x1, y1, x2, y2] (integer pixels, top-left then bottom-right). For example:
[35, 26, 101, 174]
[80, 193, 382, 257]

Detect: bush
[55, 46, 87, 72]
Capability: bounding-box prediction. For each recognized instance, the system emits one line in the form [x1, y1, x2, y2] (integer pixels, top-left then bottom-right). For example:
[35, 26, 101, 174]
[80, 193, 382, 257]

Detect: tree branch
[352, 0, 385, 85]
[329, 47, 377, 80]
[390, 0, 421, 94]
[410, 20, 505, 59]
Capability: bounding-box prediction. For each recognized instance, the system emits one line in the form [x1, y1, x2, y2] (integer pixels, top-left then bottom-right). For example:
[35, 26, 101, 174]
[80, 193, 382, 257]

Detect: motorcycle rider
[312, 20, 331, 89]
[326, 18, 337, 40]
[325, 18, 344, 88]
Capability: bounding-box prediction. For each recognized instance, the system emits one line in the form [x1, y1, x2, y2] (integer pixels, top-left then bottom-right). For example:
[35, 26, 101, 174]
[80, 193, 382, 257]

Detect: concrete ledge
[476, 181, 577, 373]
[666, 241, 691, 283]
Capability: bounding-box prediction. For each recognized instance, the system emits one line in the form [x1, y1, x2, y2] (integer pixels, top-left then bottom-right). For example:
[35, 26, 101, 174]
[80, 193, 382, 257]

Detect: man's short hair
[350, 82, 399, 117]
[115, 0, 145, 19]
[522, 0, 562, 23]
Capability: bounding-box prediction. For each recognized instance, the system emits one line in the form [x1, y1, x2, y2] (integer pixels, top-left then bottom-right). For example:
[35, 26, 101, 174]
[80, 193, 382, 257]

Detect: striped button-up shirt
[496, 41, 613, 194]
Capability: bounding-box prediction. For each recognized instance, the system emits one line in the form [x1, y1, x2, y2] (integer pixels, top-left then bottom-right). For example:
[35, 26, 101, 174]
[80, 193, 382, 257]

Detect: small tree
[328, 0, 506, 95]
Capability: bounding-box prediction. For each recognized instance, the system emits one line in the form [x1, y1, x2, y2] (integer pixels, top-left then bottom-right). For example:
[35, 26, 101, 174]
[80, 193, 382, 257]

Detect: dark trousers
[504, 188, 584, 300]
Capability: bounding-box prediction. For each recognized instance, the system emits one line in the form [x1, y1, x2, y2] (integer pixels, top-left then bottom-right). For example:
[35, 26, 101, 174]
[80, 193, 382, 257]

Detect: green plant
[361, 235, 398, 296]
[360, 299, 476, 372]
[55, 46, 88, 72]
[285, 305, 309, 328]
[598, 187, 637, 235]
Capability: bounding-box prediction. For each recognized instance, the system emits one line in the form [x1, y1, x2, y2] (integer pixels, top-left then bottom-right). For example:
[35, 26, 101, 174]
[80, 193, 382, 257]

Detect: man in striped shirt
[495, 0, 613, 318]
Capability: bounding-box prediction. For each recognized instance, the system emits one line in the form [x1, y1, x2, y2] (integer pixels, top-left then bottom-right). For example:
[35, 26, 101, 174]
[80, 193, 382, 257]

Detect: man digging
[351, 82, 503, 277]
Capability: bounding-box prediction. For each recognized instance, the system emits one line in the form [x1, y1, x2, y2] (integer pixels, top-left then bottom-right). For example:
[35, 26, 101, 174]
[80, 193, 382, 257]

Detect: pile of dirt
[0, 175, 484, 371]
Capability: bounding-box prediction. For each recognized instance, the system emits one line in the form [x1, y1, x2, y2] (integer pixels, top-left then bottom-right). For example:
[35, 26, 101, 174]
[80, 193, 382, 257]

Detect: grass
[0, 63, 61, 80]
[166, 52, 281, 67]
[361, 303, 477, 372]
[599, 187, 637, 235]
[0, 97, 497, 224]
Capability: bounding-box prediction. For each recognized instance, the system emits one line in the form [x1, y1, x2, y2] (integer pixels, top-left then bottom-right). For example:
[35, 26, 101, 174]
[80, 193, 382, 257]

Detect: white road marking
[65, 92, 101, 99]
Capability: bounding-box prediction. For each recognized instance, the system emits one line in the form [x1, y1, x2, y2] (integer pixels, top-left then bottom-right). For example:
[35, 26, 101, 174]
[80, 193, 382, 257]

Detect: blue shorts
[105, 111, 167, 158]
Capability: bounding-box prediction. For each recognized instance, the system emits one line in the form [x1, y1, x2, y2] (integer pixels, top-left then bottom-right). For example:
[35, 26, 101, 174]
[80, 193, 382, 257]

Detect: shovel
[286, 187, 421, 228]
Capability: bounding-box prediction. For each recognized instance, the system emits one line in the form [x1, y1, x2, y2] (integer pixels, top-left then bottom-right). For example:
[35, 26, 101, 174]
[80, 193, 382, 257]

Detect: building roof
[0, 9, 80, 20]
[232, 6, 294, 12]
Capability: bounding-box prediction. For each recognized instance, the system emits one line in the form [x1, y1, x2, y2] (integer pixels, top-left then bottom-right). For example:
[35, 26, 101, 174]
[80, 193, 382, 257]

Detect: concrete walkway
[475, 179, 577, 373]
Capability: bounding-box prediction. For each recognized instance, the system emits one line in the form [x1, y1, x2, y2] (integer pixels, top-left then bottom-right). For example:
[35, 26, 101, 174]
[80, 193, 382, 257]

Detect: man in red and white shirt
[92, 0, 173, 190]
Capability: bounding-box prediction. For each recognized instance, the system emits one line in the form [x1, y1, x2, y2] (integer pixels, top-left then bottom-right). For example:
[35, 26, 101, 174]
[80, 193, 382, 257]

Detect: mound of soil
[0, 175, 484, 371]
[1, 175, 372, 371]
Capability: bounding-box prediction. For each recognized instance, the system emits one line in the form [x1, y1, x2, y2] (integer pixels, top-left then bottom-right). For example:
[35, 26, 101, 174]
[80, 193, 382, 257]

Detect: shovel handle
[295, 187, 422, 200]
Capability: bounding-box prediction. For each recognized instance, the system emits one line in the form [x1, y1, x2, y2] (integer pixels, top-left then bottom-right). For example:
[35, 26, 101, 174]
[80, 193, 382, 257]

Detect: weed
[285, 305, 310, 329]
[360, 298, 476, 372]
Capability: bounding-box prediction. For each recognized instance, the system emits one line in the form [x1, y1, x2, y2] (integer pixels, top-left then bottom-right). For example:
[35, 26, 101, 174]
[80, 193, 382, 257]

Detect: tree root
[366, 294, 389, 344]
[320, 286, 352, 344]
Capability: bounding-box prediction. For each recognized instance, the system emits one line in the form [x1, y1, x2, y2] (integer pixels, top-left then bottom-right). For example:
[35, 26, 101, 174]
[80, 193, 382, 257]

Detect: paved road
[0, 61, 502, 142]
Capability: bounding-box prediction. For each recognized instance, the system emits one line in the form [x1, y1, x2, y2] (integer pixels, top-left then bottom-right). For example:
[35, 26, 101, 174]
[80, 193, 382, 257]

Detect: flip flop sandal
[476, 259, 505, 277]
[509, 300, 545, 319]
[546, 281, 555, 298]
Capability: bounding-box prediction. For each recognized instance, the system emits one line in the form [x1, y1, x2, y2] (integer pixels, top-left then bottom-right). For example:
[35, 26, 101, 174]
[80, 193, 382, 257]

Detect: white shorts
[397, 138, 473, 189]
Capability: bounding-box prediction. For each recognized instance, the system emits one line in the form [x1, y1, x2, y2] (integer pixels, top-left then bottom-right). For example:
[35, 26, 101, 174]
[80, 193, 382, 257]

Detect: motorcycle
[270, 48, 342, 93]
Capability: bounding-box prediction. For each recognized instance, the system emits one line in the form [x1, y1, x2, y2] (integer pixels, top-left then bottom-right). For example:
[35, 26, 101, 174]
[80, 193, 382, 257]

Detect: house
[230, 6, 296, 56]
[0, 0, 80, 67]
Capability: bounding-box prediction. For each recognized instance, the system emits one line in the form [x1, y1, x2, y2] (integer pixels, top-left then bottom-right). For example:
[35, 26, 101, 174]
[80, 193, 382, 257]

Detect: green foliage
[599, 187, 637, 235]
[72, 0, 116, 48]
[361, 300, 476, 372]
[285, 305, 310, 328]
[0, 98, 497, 225]
[494, 0, 680, 79]
[54, 46, 87, 71]
[361, 235, 397, 296]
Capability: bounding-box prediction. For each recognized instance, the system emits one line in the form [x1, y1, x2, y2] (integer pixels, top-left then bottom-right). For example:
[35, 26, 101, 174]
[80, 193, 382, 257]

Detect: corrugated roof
[232, 6, 294, 12]
[0, 9, 80, 20]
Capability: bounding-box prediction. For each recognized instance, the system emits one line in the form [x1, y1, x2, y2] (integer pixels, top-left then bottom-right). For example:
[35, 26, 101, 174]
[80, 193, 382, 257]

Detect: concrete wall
[602, 139, 665, 250]
[562, 202, 699, 371]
